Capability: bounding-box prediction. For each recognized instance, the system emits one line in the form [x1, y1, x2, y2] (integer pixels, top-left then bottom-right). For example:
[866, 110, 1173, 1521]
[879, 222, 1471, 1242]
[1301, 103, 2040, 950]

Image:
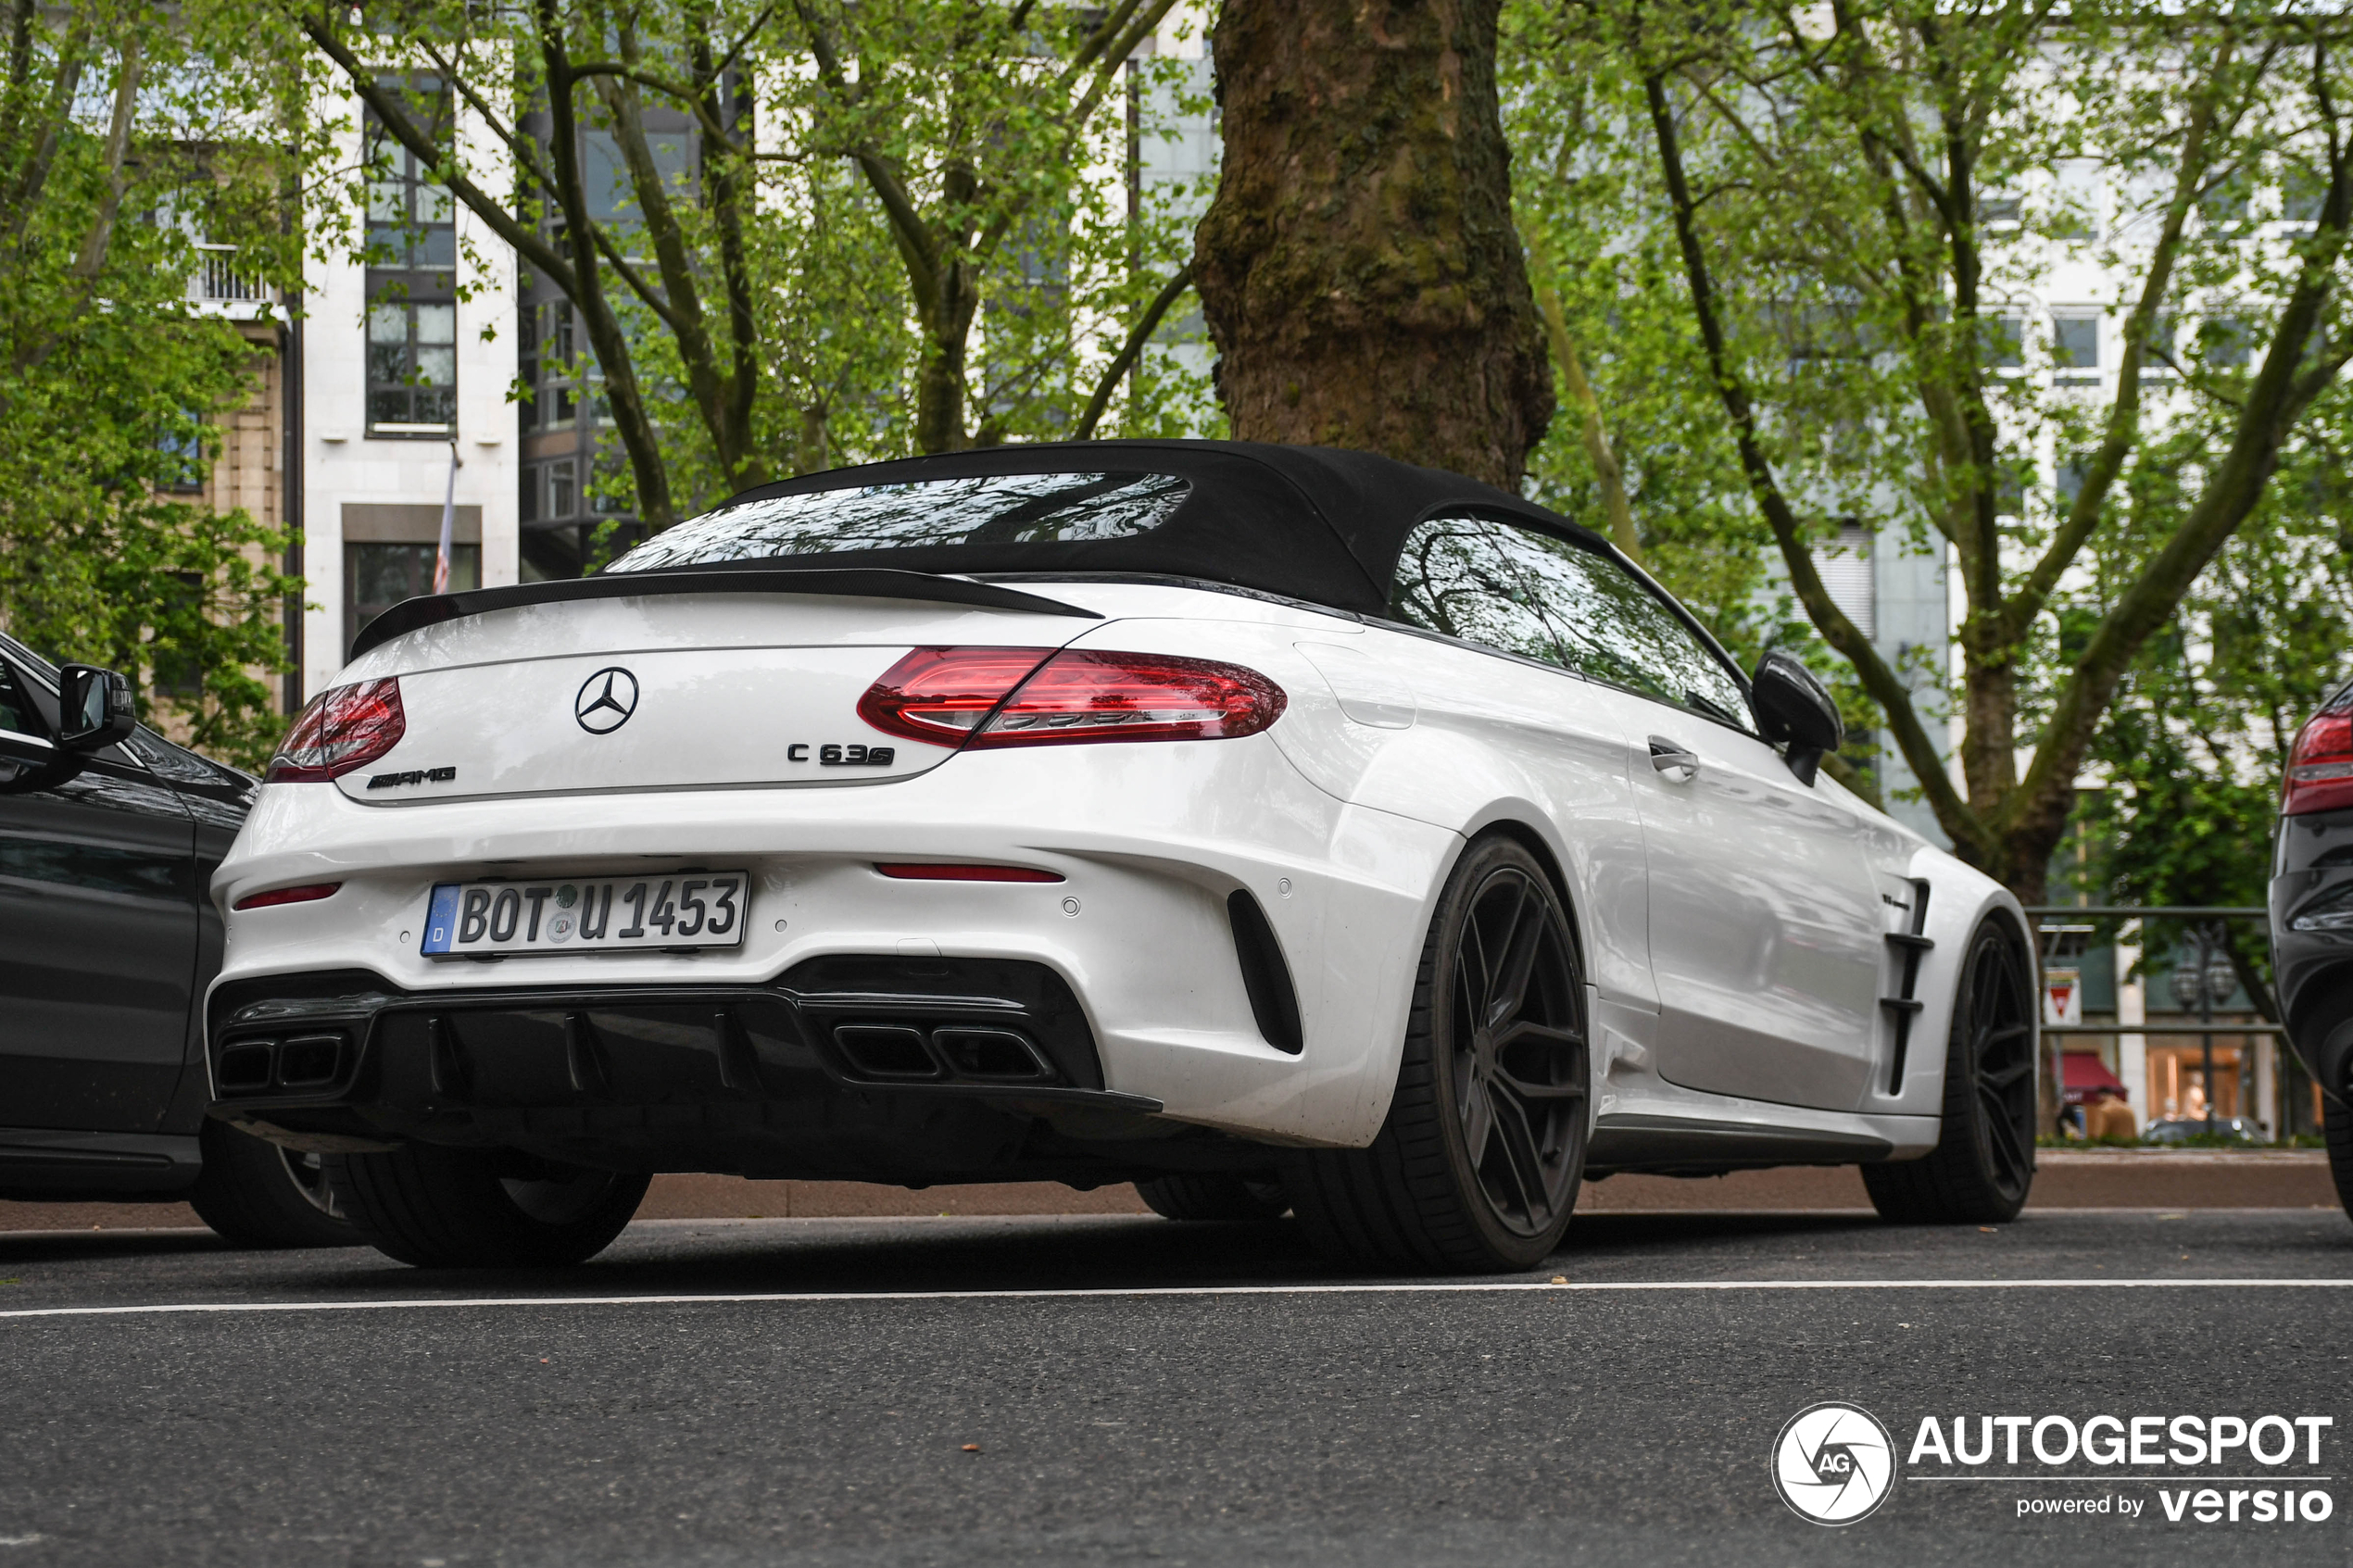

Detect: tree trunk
[1194, 0, 1553, 487]
[913, 261, 976, 454]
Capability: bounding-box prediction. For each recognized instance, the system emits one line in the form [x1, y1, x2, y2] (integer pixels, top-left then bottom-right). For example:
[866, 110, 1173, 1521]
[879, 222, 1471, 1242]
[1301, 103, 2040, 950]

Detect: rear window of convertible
[606, 471, 1191, 571]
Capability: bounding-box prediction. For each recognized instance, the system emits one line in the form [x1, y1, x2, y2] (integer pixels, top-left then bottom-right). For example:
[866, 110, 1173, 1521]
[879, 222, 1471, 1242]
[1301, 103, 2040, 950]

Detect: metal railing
[191, 244, 267, 303]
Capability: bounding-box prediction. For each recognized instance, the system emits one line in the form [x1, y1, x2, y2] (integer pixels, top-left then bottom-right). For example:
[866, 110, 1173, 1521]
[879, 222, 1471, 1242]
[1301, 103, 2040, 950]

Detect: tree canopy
[1509, 0, 2353, 899]
[0, 0, 303, 768]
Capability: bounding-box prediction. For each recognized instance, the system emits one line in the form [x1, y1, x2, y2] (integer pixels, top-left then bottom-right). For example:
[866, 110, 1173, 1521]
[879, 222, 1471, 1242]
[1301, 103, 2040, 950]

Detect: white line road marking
[3, 1276, 2353, 1322]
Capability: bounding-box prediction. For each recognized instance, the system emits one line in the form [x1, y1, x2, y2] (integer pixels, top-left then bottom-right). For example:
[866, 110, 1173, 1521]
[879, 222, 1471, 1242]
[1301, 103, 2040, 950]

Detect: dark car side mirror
[57, 664, 135, 752]
[1750, 651, 1843, 787]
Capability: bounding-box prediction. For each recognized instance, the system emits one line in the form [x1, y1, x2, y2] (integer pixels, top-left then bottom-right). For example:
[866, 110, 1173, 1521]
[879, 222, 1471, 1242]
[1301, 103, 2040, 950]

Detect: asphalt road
[3, 1207, 2350, 1567]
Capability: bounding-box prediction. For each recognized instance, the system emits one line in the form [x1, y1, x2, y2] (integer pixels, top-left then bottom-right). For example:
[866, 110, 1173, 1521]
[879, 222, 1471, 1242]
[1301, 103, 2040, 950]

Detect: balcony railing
[192, 244, 268, 303]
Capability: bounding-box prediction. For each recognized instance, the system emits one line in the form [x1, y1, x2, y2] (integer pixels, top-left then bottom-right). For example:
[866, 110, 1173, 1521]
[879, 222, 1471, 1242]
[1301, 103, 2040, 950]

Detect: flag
[433, 438, 462, 594]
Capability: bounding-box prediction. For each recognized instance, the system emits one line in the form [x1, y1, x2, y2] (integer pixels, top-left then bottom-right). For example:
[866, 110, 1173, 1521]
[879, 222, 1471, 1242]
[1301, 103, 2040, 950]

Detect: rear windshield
[606, 470, 1190, 573]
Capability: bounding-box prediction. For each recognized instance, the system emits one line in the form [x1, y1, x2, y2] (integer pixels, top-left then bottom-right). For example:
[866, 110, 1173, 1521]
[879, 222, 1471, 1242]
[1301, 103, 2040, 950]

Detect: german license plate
[420, 873, 750, 957]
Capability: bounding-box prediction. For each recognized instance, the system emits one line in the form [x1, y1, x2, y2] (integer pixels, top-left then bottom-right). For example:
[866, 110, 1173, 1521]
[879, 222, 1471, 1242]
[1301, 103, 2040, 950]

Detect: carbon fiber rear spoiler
[346, 567, 1102, 659]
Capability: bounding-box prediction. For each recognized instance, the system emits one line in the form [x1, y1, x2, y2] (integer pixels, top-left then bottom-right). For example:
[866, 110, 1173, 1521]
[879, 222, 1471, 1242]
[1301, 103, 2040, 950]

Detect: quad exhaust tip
[831, 1022, 1054, 1085]
[215, 1033, 347, 1094]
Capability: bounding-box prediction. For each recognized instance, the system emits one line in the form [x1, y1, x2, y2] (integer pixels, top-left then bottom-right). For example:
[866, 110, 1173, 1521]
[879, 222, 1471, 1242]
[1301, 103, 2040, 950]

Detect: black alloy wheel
[325, 1144, 649, 1268]
[280, 1148, 343, 1221]
[188, 1120, 359, 1248]
[1864, 914, 2038, 1223]
[1135, 1174, 1291, 1222]
[1287, 835, 1590, 1272]
[2322, 1073, 2353, 1222]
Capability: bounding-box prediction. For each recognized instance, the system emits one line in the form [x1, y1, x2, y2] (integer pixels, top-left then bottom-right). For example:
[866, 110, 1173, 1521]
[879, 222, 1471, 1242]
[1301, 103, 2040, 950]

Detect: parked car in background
[2271, 676, 2353, 1221]
[0, 633, 350, 1247]
[2142, 1115, 2262, 1146]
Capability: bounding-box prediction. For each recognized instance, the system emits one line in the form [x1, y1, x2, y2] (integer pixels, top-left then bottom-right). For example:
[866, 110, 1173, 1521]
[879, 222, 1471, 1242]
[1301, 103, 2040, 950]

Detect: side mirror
[1750, 651, 1842, 787]
[57, 664, 135, 752]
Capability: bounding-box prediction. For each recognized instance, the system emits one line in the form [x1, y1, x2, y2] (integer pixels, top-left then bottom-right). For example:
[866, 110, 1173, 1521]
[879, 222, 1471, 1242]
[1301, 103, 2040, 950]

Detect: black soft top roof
[349, 440, 1609, 657]
[667, 439, 1600, 617]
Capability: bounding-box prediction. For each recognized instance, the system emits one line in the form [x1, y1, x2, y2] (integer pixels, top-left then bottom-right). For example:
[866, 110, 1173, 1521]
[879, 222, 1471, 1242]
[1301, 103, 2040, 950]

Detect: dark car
[2142, 1115, 2262, 1146]
[0, 632, 349, 1246]
[2271, 677, 2353, 1221]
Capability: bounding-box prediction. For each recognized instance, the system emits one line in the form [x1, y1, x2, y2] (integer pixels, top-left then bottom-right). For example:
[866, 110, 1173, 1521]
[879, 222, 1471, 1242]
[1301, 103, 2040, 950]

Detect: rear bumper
[209, 738, 1459, 1149]
[200, 958, 1288, 1185]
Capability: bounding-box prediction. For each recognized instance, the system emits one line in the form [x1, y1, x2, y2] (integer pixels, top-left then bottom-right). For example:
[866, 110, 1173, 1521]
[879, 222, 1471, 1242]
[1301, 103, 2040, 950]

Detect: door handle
[1648, 736, 1699, 780]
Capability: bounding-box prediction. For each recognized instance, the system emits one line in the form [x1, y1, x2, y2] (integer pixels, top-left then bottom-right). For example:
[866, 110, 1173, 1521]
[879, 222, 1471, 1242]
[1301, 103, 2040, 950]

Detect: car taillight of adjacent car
[2284, 704, 2353, 816]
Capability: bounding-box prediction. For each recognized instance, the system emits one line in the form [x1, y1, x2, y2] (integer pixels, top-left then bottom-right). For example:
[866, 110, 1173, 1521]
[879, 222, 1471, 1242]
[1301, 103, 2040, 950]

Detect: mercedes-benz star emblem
[574, 667, 639, 734]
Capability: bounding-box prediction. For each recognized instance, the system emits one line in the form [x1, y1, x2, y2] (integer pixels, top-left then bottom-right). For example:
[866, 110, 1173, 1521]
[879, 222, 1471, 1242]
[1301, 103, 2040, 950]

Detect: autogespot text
[1906, 1414, 2336, 1524]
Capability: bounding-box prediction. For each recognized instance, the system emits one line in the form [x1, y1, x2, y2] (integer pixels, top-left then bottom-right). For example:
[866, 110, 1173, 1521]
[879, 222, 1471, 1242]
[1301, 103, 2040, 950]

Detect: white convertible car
[207, 441, 2038, 1272]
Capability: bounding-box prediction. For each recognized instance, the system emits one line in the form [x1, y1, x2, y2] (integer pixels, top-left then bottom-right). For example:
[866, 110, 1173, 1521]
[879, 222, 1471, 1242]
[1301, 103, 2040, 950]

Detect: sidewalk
[1579, 1148, 2341, 1211]
[1, 1148, 2337, 1233]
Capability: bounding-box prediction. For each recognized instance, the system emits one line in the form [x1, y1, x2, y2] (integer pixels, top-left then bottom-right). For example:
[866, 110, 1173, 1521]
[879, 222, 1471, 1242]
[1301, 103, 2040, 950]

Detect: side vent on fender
[1881, 878, 1934, 1092]
[1227, 890, 1304, 1055]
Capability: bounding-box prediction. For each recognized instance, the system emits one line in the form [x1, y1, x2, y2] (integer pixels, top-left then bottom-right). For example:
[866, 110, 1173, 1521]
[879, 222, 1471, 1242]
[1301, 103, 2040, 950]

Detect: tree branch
[1073, 257, 1194, 438]
[1642, 67, 1987, 854]
[66, 33, 138, 282]
[787, 0, 942, 304]
[299, 16, 579, 296]
[2005, 33, 2236, 634]
[2007, 66, 2353, 846]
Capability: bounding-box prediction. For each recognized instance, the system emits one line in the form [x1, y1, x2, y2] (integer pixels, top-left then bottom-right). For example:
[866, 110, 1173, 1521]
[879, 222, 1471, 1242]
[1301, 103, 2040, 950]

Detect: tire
[1864, 913, 2038, 1224]
[1136, 1174, 1290, 1222]
[188, 1120, 358, 1249]
[2323, 1087, 2353, 1223]
[322, 1143, 649, 1268]
[1284, 835, 1590, 1273]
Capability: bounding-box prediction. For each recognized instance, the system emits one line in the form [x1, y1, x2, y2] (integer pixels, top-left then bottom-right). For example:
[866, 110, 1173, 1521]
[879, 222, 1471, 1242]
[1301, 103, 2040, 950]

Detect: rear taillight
[265, 679, 406, 783]
[972, 649, 1287, 746]
[856, 647, 1058, 747]
[2284, 709, 2353, 815]
[859, 647, 1286, 750]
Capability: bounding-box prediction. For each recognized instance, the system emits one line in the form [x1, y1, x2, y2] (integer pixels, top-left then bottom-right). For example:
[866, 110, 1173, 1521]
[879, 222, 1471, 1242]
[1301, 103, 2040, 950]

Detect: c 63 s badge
[368, 766, 457, 790]
[786, 744, 896, 766]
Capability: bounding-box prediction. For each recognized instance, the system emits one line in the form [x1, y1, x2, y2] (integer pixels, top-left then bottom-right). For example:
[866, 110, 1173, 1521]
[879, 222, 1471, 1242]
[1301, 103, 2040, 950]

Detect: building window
[1983, 315, 2024, 371]
[2138, 315, 2179, 383]
[523, 459, 581, 525]
[1810, 522, 1876, 639]
[346, 540, 480, 657]
[368, 301, 457, 433]
[2057, 456, 2094, 516]
[2199, 316, 2255, 370]
[365, 117, 456, 271]
[157, 418, 207, 494]
[1993, 460, 2027, 518]
[2201, 171, 2252, 229]
[364, 85, 458, 438]
[2053, 163, 2102, 241]
[521, 301, 578, 433]
[2052, 314, 2100, 384]
[2281, 164, 2326, 232]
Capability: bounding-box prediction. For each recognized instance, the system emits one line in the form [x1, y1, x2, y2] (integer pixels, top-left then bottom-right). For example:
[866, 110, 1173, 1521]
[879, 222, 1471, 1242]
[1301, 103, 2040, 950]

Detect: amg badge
[368, 766, 457, 790]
